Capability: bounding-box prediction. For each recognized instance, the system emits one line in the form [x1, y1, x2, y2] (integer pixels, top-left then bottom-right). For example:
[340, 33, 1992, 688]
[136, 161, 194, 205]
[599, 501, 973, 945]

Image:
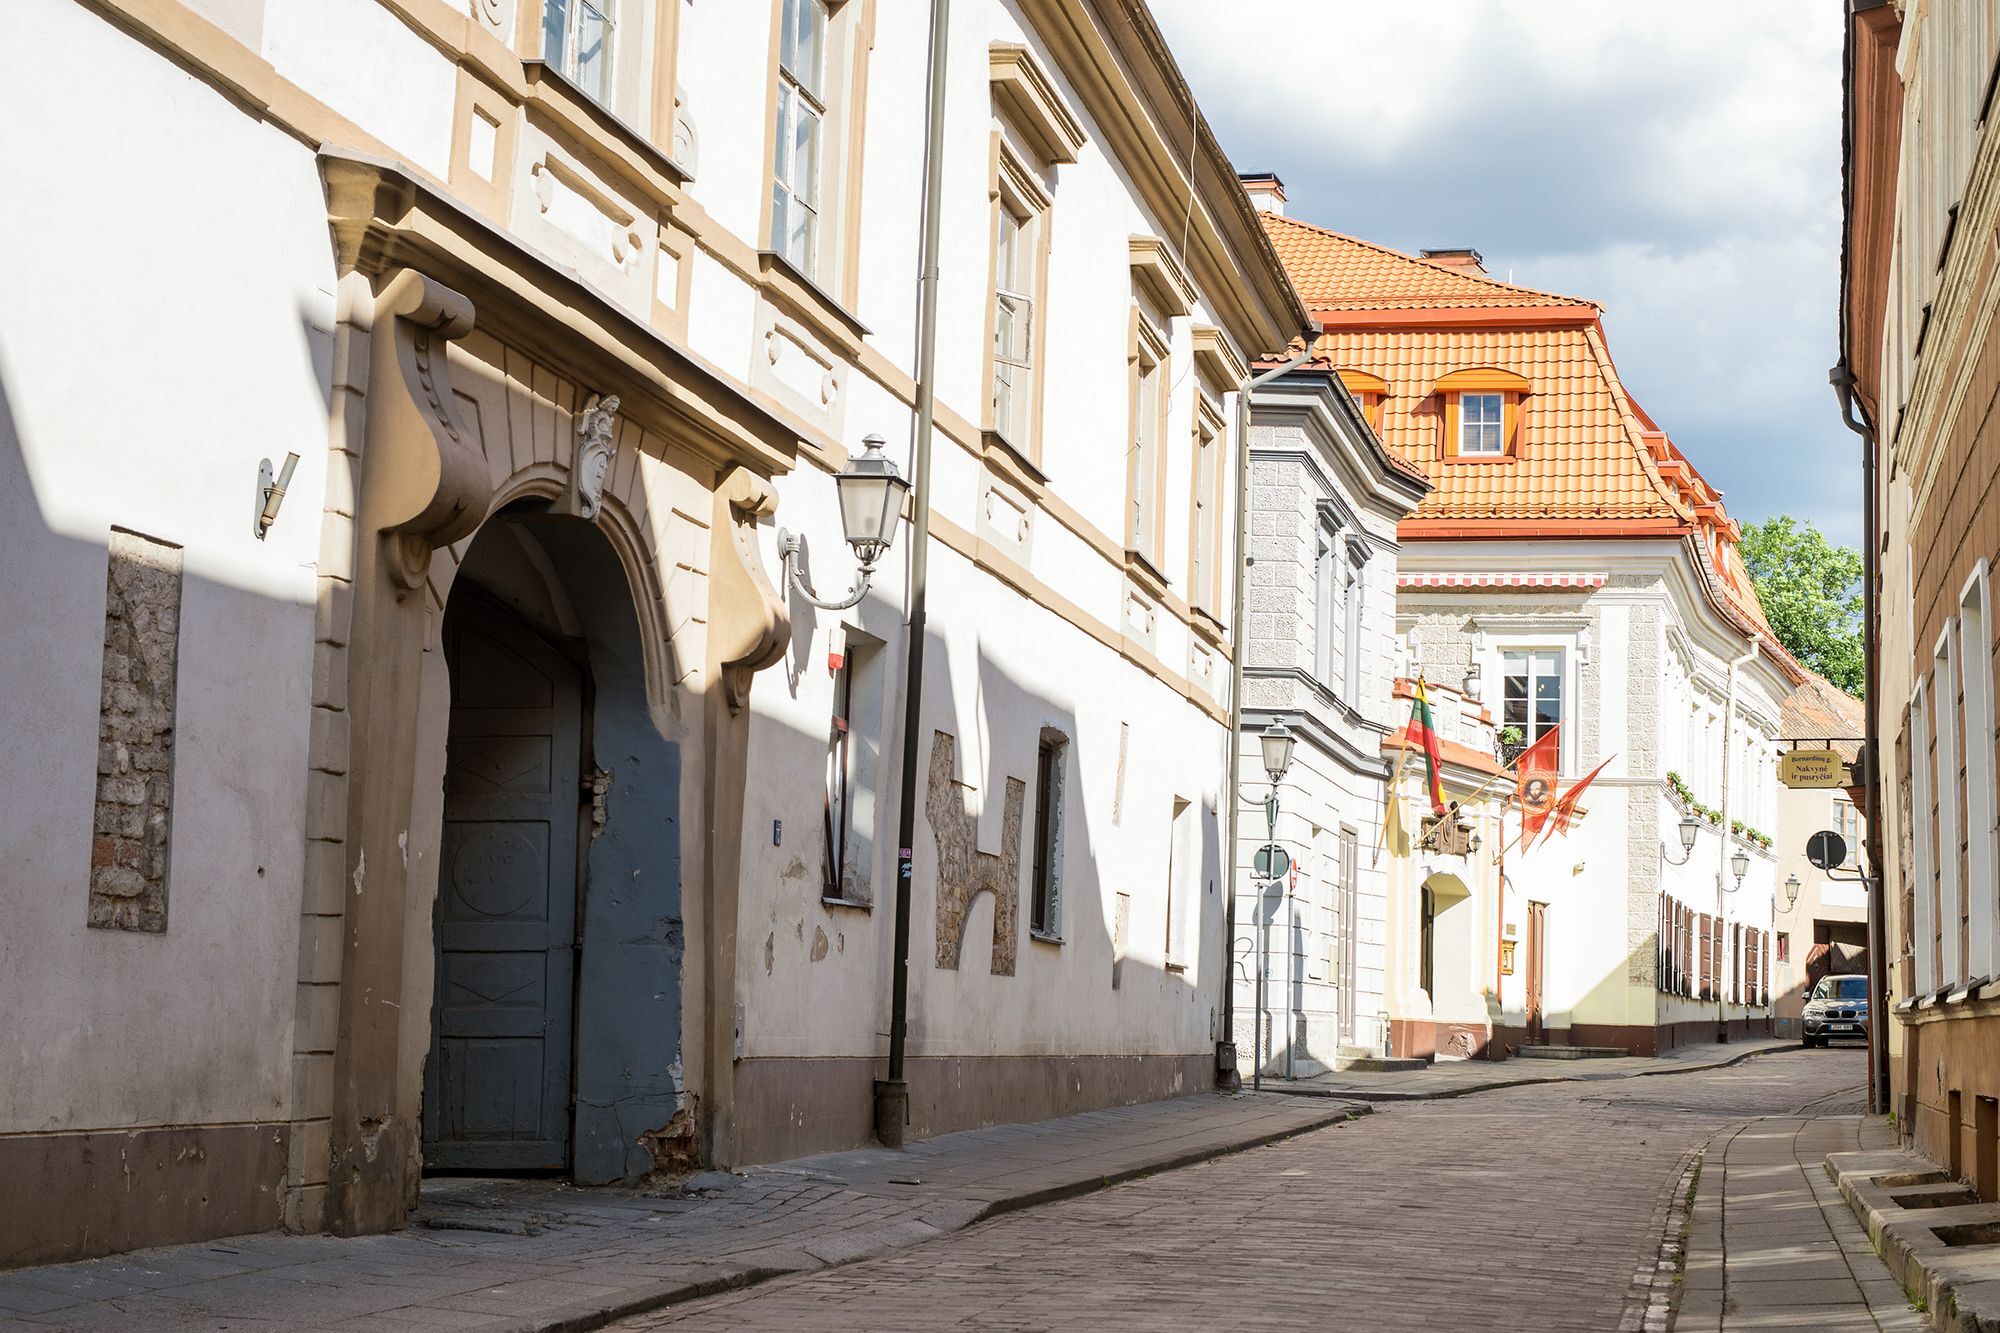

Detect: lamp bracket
[779, 528, 872, 611]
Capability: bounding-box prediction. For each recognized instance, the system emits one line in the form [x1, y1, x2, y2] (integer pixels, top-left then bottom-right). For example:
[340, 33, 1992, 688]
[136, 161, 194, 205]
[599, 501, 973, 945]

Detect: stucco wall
[0, 0, 332, 1135]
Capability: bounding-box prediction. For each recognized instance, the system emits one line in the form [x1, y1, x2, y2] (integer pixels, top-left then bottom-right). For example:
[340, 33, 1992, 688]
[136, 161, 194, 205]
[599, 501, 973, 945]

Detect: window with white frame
[1029, 730, 1067, 938]
[1959, 563, 1996, 978]
[1189, 401, 1223, 612]
[1911, 680, 1938, 994]
[772, 0, 829, 274]
[1935, 626, 1965, 984]
[1165, 797, 1194, 969]
[1458, 392, 1505, 454]
[1313, 517, 1340, 687]
[1834, 799, 1860, 865]
[822, 631, 884, 903]
[1343, 538, 1366, 702]
[543, 0, 614, 102]
[1127, 318, 1167, 561]
[1502, 649, 1564, 749]
[992, 200, 1036, 443]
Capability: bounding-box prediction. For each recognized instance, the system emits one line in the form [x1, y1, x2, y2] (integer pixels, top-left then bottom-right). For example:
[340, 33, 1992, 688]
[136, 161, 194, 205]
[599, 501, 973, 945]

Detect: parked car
[1802, 974, 1869, 1048]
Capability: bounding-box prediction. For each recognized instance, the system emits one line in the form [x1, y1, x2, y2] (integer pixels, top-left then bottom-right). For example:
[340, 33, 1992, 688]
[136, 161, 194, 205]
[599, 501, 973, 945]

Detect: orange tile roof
[1264, 211, 1801, 680]
[1262, 213, 1595, 313]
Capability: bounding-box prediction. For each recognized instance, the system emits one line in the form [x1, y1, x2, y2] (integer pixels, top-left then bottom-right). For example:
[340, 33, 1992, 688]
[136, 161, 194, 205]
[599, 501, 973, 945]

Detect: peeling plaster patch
[779, 854, 809, 882]
[836, 932, 844, 953]
[352, 850, 365, 895]
[398, 830, 408, 867]
[589, 766, 612, 840]
[763, 931, 774, 976]
[810, 926, 829, 961]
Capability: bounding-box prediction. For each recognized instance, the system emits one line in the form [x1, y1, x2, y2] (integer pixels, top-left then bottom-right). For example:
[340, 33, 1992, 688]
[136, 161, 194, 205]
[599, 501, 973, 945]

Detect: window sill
[521, 61, 691, 188]
[1123, 549, 1171, 602]
[821, 895, 874, 912]
[1442, 452, 1518, 464]
[1164, 960, 1187, 974]
[1190, 606, 1228, 647]
[757, 250, 872, 354]
[981, 428, 1048, 489]
[1030, 928, 1064, 946]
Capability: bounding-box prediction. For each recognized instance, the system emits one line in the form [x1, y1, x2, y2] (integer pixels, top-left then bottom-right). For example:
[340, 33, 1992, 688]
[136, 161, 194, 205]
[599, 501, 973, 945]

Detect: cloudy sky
[1151, 1, 1857, 545]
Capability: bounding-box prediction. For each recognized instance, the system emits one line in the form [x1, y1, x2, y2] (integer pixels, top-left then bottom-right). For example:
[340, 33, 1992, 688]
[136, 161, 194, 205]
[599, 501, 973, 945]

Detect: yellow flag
[1383, 786, 1411, 858]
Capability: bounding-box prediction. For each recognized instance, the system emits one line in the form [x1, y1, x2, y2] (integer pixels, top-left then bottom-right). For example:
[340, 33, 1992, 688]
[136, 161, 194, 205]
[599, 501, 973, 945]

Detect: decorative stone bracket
[709, 467, 789, 713]
[362, 269, 490, 589]
[563, 394, 622, 521]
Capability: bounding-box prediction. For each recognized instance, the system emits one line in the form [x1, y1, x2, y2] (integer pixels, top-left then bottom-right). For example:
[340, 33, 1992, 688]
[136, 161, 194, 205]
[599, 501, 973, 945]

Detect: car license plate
[1830, 1023, 1856, 1031]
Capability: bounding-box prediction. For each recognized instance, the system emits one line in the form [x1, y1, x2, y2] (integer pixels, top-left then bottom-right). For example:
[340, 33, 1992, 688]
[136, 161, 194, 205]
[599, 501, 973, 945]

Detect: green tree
[1737, 516, 1864, 697]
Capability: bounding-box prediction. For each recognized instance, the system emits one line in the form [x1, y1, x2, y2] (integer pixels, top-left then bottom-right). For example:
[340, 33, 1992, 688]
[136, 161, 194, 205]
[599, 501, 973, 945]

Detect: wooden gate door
[1526, 901, 1548, 1046]
[424, 601, 583, 1171]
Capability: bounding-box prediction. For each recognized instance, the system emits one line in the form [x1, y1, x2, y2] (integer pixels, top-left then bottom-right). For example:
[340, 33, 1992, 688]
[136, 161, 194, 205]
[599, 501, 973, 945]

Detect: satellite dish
[1807, 830, 1847, 871]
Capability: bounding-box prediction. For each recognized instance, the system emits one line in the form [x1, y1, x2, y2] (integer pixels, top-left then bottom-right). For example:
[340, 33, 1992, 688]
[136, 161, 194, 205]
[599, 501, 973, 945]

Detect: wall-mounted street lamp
[255, 453, 300, 540]
[1662, 813, 1702, 865]
[778, 434, 911, 610]
[1782, 874, 1802, 912]
[1243, 720, 1296, 1093]
[1730, 846, 1750, 889]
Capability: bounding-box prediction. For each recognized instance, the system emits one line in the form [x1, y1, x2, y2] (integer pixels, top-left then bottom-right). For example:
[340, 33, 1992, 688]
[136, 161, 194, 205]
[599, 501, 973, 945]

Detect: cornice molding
[322, 150, 801, 478]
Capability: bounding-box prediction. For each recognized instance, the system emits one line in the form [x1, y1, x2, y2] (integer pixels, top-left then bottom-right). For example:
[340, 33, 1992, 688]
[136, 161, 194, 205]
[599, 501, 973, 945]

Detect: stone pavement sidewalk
[1265, 1036, 1797, 1101]
[0, 1092, 1362, 1333]
[1675, 1097, 1922, 1331]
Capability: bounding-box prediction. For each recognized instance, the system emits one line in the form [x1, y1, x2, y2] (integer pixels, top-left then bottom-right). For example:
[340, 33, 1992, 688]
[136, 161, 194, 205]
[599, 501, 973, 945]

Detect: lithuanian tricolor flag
[1406, 677, 1447, 816]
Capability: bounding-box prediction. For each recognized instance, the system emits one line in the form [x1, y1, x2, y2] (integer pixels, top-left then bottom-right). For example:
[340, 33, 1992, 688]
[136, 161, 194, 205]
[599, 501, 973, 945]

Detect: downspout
[1221, 340, 1315, 1089]
[1715, 634, 1760, 1043]
[1834, 363, 1889, 1115]
[876, 0, 950, 1148]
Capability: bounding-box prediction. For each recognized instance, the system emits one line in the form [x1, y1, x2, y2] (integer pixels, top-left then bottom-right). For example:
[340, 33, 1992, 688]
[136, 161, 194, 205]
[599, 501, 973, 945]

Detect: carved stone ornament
[566, 394, 621, 521]
[709, 467, 790, 713]
[363, 269, 490, 591]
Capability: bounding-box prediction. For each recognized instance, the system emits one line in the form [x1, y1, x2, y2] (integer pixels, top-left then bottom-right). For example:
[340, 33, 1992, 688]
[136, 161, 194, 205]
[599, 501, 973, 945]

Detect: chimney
[1239, 171, 1286, 216]
[1420, 246, 1486, 276]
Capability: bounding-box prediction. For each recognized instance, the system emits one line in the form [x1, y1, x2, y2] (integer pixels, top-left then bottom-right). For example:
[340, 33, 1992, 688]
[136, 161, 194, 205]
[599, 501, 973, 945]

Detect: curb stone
[1262, 1041, 1792, 1104]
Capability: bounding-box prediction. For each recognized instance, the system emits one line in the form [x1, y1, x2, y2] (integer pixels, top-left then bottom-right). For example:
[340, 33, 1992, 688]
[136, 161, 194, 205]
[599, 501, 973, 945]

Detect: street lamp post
[1248, 722, 1296, 1093]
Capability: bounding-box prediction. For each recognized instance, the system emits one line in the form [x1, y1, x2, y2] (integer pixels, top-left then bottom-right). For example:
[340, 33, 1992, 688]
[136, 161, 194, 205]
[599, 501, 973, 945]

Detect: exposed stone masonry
[928, 730, 1024, 975]
[88, 529, 183, 932]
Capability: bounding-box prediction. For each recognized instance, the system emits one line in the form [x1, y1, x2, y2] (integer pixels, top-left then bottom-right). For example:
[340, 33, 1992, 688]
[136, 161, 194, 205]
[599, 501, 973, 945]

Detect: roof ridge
[1260, 212, 1598, 308]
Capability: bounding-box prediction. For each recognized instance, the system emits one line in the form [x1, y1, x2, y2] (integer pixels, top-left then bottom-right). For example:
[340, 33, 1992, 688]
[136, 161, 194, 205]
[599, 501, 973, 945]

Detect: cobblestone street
[628, 1050, 1877, 1332]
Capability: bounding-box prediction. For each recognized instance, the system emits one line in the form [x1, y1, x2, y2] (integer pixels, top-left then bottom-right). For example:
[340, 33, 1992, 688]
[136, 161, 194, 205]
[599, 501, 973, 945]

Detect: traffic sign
[1253, 844, 1292, 880]
[1807, 830, 1848, 870]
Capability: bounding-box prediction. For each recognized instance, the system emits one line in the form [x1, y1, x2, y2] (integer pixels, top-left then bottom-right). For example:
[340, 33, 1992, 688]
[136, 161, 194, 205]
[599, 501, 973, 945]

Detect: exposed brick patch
[88, 529, 182, 933]
[928, 730, 1024, 975]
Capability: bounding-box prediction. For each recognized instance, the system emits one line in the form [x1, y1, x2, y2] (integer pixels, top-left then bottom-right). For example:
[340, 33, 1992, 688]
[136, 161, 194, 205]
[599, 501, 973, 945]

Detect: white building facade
[0, 0, 1304, 1266]
[1234, 362, 1427, 1076]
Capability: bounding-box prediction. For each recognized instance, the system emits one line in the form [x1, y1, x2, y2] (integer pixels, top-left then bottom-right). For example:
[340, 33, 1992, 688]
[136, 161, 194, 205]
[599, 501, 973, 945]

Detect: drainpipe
[1833, 362, 1889, 1115]
[1221, 341, 1315, 1090]
[876, 0, 950, 1149]
[1715, 634, 1760, 1043]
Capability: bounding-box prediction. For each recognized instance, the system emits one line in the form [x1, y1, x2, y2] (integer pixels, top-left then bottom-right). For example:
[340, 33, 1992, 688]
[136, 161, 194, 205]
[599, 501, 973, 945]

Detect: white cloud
[1152, 0, 1856, 543]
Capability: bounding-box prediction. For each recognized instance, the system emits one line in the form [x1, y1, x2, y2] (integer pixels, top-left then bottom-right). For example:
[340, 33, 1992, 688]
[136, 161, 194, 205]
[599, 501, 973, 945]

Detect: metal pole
[1834, 362, 1890, 1115]
[1715, 635, 1759, 1043]
[1221, 344, 1314, 1090]
[1254, 794, 1276, 1092]
[875, 0, 950, 1149]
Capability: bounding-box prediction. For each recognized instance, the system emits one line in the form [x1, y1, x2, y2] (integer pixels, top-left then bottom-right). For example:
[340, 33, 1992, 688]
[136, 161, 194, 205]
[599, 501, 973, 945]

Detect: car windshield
[1815, 977, 1867, 1001]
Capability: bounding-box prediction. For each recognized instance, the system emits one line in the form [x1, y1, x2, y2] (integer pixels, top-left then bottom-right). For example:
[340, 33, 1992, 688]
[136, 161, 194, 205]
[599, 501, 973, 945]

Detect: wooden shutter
[1700, 913, 1713, 999]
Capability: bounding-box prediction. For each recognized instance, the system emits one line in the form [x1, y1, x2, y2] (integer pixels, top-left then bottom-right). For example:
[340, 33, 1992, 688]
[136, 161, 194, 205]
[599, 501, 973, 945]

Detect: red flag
[1514, 726, 1561, 841]
[1536, 755, 1616, 848]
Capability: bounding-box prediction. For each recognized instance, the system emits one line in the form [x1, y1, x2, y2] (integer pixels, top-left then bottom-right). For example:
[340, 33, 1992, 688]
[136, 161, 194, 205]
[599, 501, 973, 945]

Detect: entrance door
[1525, 901, 1548, 1045]
[424, 600, 583, 1171]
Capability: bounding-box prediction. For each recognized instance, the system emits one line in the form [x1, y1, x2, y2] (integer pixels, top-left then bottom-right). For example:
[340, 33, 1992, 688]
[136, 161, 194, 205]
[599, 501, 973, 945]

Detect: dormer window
[1435, 367, 1532, 460]
[1459, 392, 1504, 454]
[1336, 369, 1388, 434]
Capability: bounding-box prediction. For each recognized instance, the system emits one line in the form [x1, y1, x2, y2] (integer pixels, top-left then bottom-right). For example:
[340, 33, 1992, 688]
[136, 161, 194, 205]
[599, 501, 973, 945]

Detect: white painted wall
[0, 0, 334, 1130]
